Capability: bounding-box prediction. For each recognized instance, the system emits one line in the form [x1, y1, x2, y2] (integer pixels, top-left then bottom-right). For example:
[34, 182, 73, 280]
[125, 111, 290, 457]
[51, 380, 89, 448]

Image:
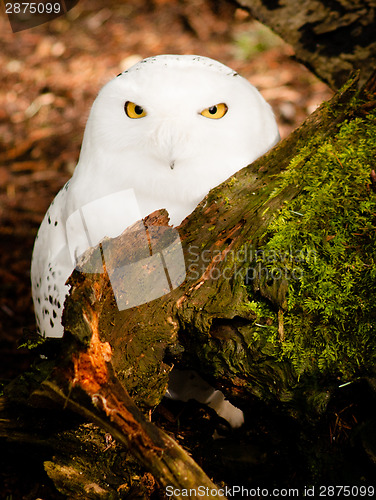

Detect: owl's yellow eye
[200, 103, 228, 119]
[125, 101, 147, 119]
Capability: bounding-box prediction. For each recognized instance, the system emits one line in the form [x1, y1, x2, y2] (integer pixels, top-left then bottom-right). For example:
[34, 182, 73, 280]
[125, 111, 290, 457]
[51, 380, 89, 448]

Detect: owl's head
[75, 55, 279, 217]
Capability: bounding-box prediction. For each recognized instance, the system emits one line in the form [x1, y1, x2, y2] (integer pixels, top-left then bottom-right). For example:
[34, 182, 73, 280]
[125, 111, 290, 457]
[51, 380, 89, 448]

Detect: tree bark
[236, 0, 376, 90]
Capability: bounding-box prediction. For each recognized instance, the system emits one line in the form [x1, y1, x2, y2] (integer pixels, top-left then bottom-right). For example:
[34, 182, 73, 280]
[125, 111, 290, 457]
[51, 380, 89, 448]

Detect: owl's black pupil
[209, 106, 217, 114]
[135, 105, 144, 115]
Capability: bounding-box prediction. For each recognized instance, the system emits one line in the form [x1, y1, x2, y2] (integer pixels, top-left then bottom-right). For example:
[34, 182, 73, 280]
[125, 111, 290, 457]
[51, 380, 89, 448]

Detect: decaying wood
[235, 0, 376, 90]
[29, 257, 225, 499]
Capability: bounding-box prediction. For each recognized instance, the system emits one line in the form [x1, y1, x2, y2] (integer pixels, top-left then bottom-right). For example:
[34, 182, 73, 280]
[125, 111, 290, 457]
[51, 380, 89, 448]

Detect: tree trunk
[236, 0, 376, 90]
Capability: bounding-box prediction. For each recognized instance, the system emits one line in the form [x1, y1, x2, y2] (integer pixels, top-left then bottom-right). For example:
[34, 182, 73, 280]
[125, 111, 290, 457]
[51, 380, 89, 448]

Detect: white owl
[31, 54, 279, 427]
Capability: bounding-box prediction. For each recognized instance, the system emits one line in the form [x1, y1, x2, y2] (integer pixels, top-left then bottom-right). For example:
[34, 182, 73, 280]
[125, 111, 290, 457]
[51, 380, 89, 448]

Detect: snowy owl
[31, 54, 279, 427]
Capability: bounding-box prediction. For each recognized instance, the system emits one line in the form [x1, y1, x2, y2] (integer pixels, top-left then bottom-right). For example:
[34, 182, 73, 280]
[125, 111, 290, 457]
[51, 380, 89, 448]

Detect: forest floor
[0, 0, 335, 498]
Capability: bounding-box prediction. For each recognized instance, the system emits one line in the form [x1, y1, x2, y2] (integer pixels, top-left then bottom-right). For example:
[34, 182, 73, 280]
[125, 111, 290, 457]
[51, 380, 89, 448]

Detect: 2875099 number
[319, 485, 374, 496]
[5, 3, 61, 14]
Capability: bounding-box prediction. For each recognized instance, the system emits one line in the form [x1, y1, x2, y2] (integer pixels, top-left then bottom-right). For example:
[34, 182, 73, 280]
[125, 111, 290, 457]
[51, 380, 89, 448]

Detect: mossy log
[59, 71, 376, 414]
[235, 0, 376, 91]
[44, 72, 376, 490]
[2, 72, 376, 497]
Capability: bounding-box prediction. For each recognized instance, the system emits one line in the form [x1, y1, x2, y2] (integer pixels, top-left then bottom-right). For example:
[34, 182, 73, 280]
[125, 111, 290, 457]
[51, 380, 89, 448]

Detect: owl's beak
[169, 160, 175, 170]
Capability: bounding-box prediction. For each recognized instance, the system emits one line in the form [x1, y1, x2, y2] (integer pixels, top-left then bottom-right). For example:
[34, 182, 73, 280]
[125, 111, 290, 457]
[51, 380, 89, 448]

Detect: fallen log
[2, 71, 376, 498]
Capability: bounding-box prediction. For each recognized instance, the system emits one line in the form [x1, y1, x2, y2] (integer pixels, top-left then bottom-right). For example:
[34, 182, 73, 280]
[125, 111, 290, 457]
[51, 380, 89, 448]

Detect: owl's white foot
[206, 390, 245, 428]
[166, 368, 244, 428]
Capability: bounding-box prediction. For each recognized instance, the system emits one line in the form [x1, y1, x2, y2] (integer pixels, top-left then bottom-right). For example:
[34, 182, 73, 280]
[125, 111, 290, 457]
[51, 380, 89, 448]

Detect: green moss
[247, 111, 376, 380]
[226, 177, 238, 188]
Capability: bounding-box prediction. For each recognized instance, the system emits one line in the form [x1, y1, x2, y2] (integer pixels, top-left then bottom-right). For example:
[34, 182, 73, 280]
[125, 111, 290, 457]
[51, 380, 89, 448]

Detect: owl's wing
[31, 186, 73, 337]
